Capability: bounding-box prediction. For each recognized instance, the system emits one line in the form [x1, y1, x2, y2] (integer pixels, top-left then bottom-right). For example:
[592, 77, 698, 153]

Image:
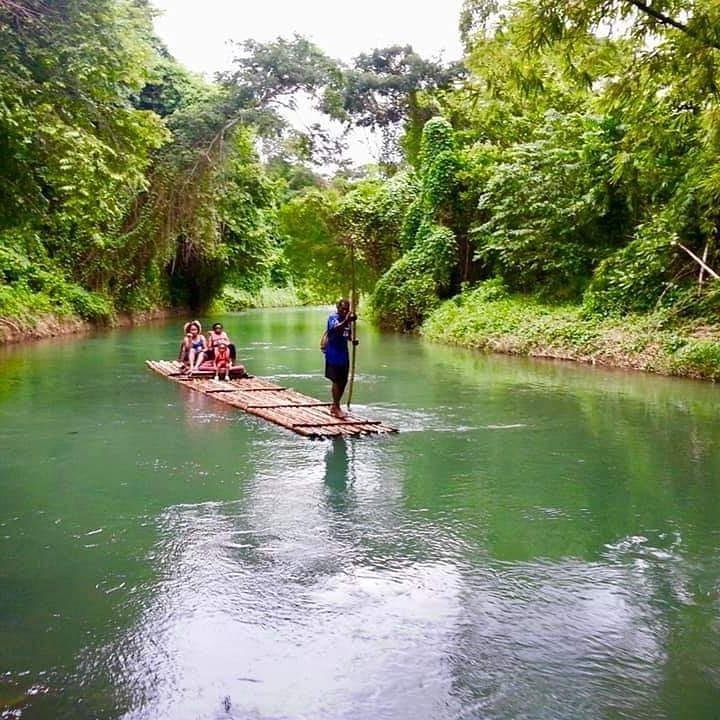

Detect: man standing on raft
[324, 298, 357, 419]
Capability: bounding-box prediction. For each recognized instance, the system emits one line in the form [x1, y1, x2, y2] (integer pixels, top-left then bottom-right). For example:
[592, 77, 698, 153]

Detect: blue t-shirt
[325, 312, 350, 367]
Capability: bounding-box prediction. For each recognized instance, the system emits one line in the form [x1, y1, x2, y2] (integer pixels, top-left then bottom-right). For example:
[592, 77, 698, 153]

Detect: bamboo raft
[146, 360, 398, 439]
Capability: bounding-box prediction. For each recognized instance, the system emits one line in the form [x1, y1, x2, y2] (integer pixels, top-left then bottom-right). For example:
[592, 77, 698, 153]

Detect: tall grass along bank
[422, 284, 720, 381]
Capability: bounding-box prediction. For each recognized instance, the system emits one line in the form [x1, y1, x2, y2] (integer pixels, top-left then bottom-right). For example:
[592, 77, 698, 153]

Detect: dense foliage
[1, 0, 718, 357]
[371, 118, 466, 330]
[366, 0, 720, 328]
[0, 0, 166, 320]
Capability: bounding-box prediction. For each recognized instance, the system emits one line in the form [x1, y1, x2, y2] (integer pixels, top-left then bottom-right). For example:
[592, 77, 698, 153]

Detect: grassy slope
[421, 286, 720, 381]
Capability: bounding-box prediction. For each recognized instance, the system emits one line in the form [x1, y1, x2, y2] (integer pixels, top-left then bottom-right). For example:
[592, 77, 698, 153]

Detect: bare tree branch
[676, 242, 720, 280]
[628, 0, 720, 50]
[0, 0, 46, 20]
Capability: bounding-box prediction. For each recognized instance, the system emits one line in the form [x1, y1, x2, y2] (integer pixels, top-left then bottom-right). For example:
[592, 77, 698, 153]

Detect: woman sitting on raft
[178, 321, 208, 375]
[178, 321, 249, 378]
[206, 322, 237, 362]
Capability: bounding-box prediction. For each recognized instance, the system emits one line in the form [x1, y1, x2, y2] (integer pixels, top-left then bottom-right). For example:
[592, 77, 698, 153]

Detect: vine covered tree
[0, 0, 167, 319]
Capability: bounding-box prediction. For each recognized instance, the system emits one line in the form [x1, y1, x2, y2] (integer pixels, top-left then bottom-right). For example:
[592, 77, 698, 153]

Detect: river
[1, 307, 719, 719]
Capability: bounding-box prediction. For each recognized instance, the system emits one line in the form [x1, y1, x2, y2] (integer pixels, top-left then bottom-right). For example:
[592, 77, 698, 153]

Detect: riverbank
[0, 282, 310, 346]
[421, 284, 720, 382]
[5, 289, 719, 382]
[0, 308, 176, 345]
[219, 283, 319, 311]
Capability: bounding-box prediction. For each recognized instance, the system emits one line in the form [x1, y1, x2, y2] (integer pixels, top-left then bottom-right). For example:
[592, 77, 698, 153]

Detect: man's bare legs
[330, 379, 348, 418]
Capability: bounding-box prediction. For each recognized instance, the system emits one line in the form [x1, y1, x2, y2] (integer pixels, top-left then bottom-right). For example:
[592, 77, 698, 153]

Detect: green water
[1, 307, 719, 719]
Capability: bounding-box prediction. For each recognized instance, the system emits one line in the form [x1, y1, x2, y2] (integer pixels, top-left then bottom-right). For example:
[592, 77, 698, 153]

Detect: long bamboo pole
[347, 240, 358, 410]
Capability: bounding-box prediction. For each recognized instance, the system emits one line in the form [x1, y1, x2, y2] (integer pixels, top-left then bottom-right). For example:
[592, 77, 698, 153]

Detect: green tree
[0, 0, 167, 318]
[278, 187, 345, 301]
[511, 0, 720, 312]
[335, 172, 419, 285]
[371, 118, 465, 331]
[473, 112, 629, 297]
[324, 45, 464, 169]
[219, 129, 282, 294]
[129, 35, 344, 311]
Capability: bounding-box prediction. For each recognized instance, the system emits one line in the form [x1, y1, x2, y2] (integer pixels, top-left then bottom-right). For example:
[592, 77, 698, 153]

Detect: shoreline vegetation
[0, 308, 174, 345]
[421, 286, 720, 382]
[0, 285, 301, 345]
[3, 285, 720, 382]
[3, 3, 720, 382]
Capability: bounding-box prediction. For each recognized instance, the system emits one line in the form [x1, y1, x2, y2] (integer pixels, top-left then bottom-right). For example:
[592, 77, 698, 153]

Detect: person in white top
[207, 322, 235, 362]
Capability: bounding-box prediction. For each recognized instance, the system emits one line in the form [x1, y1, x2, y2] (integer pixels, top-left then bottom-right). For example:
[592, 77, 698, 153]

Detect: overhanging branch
[628, 0, 720, 51]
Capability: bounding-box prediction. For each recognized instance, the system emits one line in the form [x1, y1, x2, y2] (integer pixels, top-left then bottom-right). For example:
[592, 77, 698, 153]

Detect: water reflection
[107, 440, 469, 720]
[2, 310, 720, 719]
[323, 439, 352, 514]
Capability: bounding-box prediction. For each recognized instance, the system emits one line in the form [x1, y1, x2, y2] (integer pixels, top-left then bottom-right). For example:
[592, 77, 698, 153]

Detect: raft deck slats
[291, 420, 382, 428]
[226, 386, 288, 392]
[146, 360, 397, 439]
[246, 402, 331, 409]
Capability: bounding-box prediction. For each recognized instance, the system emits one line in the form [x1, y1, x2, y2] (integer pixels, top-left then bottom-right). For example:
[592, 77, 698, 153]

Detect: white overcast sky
[150, 0, 466, 167]
[151, 0, 465, 75]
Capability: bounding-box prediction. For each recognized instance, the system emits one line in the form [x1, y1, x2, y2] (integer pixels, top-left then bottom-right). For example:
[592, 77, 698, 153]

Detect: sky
[151, 0, 465, 76]
[150, 0, 466, 166]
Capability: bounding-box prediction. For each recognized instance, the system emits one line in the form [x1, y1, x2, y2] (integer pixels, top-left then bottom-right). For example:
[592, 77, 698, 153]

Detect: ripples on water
[366, 404, 529, 436]
[2, 312, 720, 719]
[109, 496, 470, 719]
[80, 443, 715, 720]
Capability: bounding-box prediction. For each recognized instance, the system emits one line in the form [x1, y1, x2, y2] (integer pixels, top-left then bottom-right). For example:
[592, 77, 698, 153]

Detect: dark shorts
[325, 361, 349, 385]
